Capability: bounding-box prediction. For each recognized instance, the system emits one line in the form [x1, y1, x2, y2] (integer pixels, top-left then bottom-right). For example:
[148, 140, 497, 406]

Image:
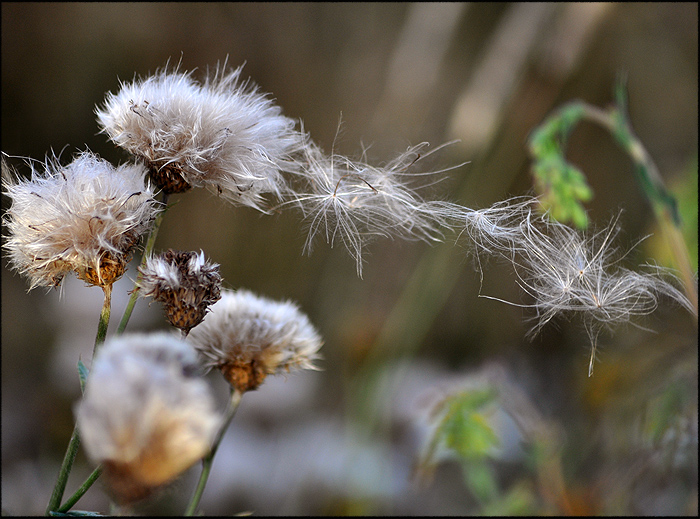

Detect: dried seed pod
[139, 249, 222, 333]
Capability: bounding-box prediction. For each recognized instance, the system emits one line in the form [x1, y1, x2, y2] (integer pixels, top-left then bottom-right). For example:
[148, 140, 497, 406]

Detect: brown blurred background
[2, 3, 697, 515]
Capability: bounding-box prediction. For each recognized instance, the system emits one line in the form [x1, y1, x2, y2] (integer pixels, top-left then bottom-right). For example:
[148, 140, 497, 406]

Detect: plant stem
[579, 103, 698, 316]
[94, 284, 112, 353]
[56, 466, 103, 513]
[184, 389, 243, 516]
[116, 193, 170, 335]
[45, 427, 81, 516]
[45, 284, 113, 515]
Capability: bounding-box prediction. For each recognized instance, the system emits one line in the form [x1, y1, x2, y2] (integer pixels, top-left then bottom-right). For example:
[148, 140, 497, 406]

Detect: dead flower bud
[138, 249, 222, 333]
[187, 288, 323, 393]
[76, 333, 221, 504]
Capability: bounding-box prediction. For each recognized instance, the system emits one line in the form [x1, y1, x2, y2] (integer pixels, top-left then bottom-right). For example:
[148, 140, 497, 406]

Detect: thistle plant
[2, 60, 695, 516]
[184, 288, 323, 515]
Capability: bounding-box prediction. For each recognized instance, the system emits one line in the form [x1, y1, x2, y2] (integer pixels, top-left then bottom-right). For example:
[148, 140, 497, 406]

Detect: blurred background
[2, 3, 697, 515]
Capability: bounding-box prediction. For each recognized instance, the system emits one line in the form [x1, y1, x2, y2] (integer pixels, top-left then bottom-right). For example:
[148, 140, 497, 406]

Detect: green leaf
[77, 359, 89, 394]
[432, 388, 500, 461]
[642, 156, 698, 270]
[462, 459, 499, 504]
[528, 103, 594, 229]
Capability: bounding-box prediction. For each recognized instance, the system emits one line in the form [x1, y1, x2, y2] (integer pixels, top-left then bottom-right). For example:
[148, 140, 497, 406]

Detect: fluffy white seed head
[187, 288, 323, 393]
[96, 63, 304, 209]
[138, 249, 222, 333]
[2, 151, 158, 290]
[76, 332, 221, 503]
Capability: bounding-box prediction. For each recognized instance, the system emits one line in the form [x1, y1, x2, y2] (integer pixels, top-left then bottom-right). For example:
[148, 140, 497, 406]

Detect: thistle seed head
[76, 333, 221, 504]
[2, 151, 158, 290]
[96, 62, 304, 207]
[186, 288, 323, 393]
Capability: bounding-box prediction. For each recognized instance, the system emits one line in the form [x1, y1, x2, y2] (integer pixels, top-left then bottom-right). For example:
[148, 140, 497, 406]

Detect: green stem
[56, 466, 103, 513]
[45, 427, 81, 516]
[45, 284, 113, 515]
[577, 103, 698, 316]
[184, 389, 243, 516]
[116, 193, 170, 335]
[94, 284, 112, 354]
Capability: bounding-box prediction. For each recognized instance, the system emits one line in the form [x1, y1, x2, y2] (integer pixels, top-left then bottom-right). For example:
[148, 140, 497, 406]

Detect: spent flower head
[96, 61, 303, 209]
[76, 332, 221, 503]
[138, 249, 222, 334]
[2, 151, 158, 290]
[187, 288, 323, 393]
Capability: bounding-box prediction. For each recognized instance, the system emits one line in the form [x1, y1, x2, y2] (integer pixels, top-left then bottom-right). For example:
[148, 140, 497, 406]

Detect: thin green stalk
[116, 193, 170, 335]
[45, 427, 82, 516]
[56, 466, 103, 513]
[184, 389, 243, 516]
[579, 103, 698, 316]
[94, 284, 112, 353]
[45, 284, 113, 515]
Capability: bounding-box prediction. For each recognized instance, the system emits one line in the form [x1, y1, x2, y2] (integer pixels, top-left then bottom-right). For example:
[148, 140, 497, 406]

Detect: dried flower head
[138, 249, 222, 333]
[2, 151, 158, 290]
[187, 289, 323, 393]
[76, 333, 221, 503]
[96, 62, 303, 209]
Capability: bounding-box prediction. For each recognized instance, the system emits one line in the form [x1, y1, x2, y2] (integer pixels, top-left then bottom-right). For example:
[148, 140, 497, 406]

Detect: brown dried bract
[220, 358, 268, 393]
[78, 251, 128, 287]
[148, 163, 192, 194]
[144, 249, 222, 332]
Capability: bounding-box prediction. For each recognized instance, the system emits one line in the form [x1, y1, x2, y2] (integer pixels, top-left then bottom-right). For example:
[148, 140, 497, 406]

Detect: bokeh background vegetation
[2, 3, 697, 515]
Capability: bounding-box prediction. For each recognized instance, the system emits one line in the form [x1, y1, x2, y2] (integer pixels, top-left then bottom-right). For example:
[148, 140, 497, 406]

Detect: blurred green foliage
[645, 157, 699, 271]
[420, 387, 540, 515]
[528, 102, 593, 229]
[437, 389, 499, 460]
